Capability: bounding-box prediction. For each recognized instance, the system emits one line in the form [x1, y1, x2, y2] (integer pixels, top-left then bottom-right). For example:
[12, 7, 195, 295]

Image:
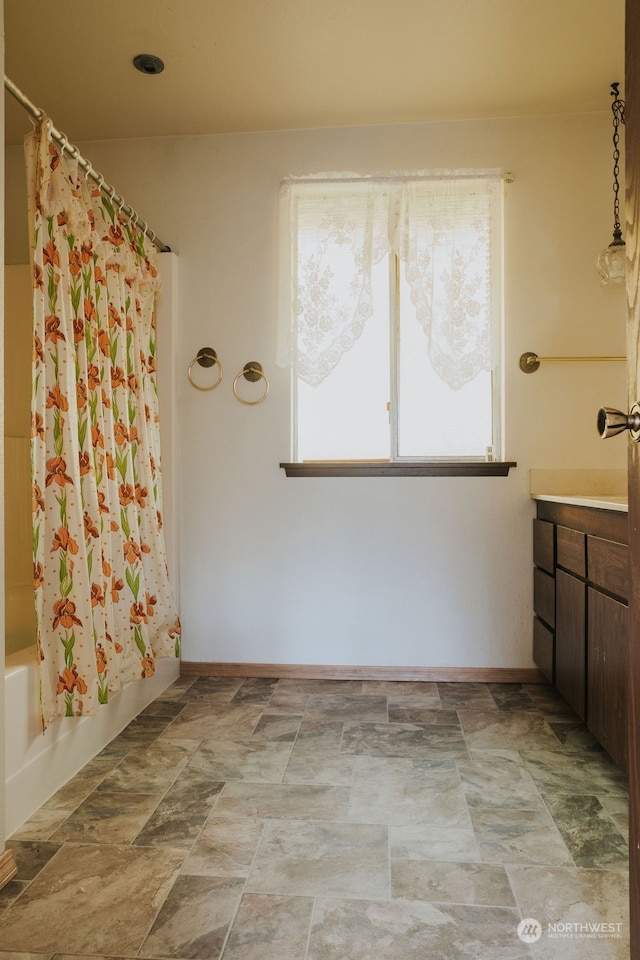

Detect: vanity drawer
[587, 536, 629, 601]
[534, 568, 555, 628]
[533, 519, 555, 574]
[557, 525, 586, 577]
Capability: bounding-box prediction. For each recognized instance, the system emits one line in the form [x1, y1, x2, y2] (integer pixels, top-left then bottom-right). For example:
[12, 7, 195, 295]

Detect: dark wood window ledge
[280, 461, 517, 478]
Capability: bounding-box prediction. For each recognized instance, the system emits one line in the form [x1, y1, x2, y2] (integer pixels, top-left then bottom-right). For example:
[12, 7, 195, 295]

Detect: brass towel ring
[187, 347, 223, 391]
[233, 362, 270, 405]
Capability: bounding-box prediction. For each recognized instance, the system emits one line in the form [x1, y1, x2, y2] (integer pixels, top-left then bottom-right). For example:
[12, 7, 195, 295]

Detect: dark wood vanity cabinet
[533, 500, 629, 772]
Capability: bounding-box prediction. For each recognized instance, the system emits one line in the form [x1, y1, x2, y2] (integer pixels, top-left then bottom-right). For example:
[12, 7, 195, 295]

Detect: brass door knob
[597, 403, 640, 441]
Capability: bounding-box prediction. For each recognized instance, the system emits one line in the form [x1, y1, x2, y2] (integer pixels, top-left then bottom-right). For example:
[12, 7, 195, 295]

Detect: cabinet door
[555, 569, 586, 720]
[588, 587, 628, 772]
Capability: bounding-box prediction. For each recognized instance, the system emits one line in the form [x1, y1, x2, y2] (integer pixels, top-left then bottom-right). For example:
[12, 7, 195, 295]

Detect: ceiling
[4, 0, 625, 146]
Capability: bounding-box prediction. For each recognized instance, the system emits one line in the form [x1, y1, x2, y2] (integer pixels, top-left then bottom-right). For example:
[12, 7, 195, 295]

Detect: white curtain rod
[4, 75, 170, 253]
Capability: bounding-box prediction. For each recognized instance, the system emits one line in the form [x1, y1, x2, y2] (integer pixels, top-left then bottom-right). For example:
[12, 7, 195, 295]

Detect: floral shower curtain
[26, 120, 180, 730]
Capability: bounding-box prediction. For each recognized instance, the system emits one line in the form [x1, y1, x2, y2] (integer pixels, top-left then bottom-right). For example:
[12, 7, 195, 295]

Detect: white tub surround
[5, 649, 179, 838]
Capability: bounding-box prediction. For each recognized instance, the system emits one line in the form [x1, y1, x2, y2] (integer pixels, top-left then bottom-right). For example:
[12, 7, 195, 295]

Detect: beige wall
[4, 266, 34, 655]
[3, 111, 627, 675]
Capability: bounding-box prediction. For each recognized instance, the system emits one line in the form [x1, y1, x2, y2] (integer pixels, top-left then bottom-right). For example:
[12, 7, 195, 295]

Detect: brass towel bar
[519, 351, 626, 374]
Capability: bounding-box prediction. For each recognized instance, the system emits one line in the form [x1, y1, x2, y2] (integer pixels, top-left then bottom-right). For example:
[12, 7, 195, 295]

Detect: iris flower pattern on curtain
[26, 120, 180, 730]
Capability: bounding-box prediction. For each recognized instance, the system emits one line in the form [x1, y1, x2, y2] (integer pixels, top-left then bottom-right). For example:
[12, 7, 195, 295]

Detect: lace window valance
[277, 172, 502, 390]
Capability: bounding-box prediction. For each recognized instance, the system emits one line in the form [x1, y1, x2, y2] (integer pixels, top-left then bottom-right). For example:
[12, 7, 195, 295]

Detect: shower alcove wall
[4, 254, 181, 838]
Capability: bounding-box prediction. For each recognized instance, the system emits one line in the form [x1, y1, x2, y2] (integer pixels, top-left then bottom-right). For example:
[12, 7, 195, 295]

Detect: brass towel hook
[187, 347, 223, 391]
[233, 362, 270, 405]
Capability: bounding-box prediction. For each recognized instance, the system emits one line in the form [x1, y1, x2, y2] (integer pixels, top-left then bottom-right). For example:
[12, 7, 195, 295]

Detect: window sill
[279, 461, 517, 478]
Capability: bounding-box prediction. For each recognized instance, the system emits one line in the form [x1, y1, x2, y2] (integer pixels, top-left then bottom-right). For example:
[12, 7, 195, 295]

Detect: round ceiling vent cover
[133, 54, 165, 75]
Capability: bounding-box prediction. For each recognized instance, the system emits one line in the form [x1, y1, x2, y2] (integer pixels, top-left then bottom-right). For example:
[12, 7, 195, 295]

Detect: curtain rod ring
[233, 362, 270, 405]
[57, 130, 69, 153]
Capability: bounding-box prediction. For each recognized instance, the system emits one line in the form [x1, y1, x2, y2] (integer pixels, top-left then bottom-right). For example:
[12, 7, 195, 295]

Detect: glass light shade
[596, 238, 626, 285]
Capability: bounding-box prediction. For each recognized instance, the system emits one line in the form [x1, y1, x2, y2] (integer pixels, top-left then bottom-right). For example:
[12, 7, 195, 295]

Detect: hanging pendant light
[596, 83, 626, 285]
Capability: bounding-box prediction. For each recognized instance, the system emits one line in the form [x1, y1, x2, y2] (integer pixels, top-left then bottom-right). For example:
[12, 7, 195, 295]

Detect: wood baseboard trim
[0, 850, 17, 891]
[179, 662, 546, 684]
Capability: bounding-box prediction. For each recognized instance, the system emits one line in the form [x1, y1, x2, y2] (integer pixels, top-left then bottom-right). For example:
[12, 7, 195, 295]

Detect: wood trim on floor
[0, 850, 17, 891]
[179, 662, 546, 684]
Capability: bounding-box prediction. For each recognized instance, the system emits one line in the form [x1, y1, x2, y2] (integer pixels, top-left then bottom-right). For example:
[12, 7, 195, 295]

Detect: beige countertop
[532, 493, 628, 513]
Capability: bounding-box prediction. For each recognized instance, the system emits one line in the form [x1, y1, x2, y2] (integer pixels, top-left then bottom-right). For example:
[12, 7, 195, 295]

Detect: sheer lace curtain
[277, 172, 502, 390]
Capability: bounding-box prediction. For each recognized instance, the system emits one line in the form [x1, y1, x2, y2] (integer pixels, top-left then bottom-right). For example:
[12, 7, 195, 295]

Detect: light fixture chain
[611, 84, 625, 234]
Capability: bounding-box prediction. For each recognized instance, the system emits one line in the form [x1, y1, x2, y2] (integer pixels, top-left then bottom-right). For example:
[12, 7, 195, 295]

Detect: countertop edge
[531, 493, 628, 513]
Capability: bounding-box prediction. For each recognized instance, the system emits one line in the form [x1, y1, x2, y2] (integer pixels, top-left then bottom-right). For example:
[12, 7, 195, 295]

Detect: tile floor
[0, 677, 630, 959]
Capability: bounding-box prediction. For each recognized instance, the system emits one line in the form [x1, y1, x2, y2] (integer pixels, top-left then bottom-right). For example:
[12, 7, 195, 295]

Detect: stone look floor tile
[95, 740, 192, 793]
[7, 840, 61, 880]
[222, 893, 314, 960]
[40, 769, 111, 812]
[0, 843, 183, 955]
[457, 758, 544, 810]
[470, 808, 573, 866]
[487, 683, 538, 712]
[250, 714, 302, 741]
[161, 702, 264, 740]
[349, 756, 470, 827]
[230, 678, 279, 705]
[391, 858, 516, 906]
[389, 824, 480, 862]
[548, 722, 604, 753]
[524, 686, 580, 720]
[291, 720, 344, 754]
[303, 694, 389, 723]
[140, 874, 244, 959]
[133, 778, 224, 850]
[542, 794, 628, 869]
[457, 710, 561, 752]
[0, 952, 49, 959]
[184, 739, 292, 783]
[341, 720, 470, 760]
[7, 808, 72, 841]
[246, 820, 389, 899]
[50, 792, 161, 844]
[273, 679, 364, 697]
[360, 680, 440, 698]
[283, 752, 356, 786]
[181, 817, 265, 877]
[507, 864, 629, 959]
[0, 676, 629, 960]
[178, 677, 244, 702]
[599, 795, 629, 838]
[306, 898, 529, 960]
[140, 697, 189, 717]
[214, 782, 351, 821]
[388, 705, 461, 725]
[437, 682, 498, 709]
[521, 751, 628, 796]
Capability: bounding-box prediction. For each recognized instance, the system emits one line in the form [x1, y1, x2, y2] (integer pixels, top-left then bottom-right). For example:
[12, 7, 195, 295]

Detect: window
[277, 172, 503, 465]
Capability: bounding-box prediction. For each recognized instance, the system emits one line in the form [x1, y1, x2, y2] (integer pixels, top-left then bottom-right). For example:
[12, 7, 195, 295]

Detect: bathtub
[5, 646, 180, 837]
